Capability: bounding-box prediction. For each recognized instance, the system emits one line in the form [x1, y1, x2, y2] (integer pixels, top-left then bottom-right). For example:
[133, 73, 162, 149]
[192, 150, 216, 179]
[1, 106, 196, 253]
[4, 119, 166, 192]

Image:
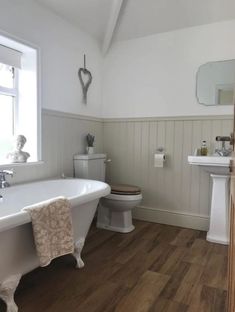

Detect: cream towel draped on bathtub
[22, 197, 74, 267]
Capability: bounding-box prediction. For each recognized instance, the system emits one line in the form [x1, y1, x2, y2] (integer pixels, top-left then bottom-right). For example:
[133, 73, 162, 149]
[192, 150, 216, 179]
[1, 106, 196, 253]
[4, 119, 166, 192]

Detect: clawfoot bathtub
[0, 179, 110, 312]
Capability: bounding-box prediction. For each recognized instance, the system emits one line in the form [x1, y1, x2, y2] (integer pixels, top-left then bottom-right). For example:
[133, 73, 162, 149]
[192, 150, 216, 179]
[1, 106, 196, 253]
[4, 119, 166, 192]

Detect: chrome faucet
[215, 135, 233, 156]
[0, 170, 13, 188]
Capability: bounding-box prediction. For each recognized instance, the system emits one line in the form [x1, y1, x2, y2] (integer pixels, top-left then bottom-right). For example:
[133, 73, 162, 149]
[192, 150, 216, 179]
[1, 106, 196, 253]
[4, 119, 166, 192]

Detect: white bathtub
[0, 179, 110, 312]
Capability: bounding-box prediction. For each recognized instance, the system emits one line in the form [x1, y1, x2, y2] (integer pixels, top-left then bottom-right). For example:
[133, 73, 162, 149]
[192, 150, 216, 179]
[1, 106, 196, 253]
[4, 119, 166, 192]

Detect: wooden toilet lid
[111, 184, 141, 195]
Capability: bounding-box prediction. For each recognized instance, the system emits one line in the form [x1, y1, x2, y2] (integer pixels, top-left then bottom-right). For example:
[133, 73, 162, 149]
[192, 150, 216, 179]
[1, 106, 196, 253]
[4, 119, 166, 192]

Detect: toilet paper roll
[154, 154, 166, 168]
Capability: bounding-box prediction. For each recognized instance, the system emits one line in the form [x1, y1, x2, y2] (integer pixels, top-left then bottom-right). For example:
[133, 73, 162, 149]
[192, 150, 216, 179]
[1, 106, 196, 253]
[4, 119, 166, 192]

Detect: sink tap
[0, 170, 13, 188]
[215, 148, 232, 156]
[215, 135, 233, 156]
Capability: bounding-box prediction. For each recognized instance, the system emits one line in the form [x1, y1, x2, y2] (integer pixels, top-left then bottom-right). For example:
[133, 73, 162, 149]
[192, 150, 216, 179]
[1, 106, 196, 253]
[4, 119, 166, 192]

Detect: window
[0, 36, 40, 165]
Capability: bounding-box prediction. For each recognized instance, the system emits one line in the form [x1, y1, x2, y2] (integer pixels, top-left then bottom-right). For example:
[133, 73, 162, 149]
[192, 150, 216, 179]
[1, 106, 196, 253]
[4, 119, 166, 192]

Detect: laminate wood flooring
[0, 220, 228, 312]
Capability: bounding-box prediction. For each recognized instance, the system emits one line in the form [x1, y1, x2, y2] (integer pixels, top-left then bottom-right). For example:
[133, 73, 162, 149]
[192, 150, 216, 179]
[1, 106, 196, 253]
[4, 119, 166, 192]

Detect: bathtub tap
[0, 170, 13, 189]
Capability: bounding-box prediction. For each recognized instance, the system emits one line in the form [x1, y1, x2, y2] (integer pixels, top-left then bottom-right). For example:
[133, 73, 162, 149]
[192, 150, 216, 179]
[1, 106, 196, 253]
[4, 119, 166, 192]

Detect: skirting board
[133, 206, 209, 231]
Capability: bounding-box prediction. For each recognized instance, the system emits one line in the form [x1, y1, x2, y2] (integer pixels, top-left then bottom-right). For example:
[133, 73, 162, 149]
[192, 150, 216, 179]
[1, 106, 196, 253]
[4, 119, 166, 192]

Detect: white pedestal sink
[188, 155, 231, 245]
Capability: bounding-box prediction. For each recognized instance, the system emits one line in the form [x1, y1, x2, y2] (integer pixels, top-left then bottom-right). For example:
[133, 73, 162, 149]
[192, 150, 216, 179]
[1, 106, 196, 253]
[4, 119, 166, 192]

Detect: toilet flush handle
[104, 159, 112, 164]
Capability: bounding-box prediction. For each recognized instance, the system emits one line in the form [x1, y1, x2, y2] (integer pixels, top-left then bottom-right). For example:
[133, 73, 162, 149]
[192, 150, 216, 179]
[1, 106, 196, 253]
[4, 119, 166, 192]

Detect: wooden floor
[0, 220, 228, 312]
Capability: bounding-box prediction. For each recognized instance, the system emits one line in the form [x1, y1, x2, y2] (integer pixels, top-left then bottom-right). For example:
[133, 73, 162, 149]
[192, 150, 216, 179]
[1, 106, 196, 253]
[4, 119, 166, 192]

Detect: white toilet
[73, 154, 142, 233]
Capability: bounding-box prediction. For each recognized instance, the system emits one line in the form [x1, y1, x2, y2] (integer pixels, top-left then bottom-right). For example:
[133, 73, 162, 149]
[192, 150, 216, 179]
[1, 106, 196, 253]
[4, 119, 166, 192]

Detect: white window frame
[0, 66, 19, 136]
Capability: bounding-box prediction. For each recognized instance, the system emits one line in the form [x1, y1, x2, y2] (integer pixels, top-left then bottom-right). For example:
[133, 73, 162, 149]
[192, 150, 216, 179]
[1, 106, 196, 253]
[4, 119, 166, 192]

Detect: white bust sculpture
[7, 135, 30, 163]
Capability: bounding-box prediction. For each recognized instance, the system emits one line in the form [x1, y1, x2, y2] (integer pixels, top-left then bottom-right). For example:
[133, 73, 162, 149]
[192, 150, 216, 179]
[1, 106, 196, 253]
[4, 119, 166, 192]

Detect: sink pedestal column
[207, 174, 230, 245]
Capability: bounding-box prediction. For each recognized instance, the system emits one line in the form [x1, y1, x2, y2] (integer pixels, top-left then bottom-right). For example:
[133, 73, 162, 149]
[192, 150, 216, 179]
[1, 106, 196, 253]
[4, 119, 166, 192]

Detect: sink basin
[188, 155, 231, 174]
[188, 155, 231, 245]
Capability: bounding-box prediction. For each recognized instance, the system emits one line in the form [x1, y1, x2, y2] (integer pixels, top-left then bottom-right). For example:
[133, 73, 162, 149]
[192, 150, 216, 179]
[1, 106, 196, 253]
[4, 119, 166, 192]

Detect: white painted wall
[0, 1, 234, 120]
[0, 0, 103, 117]
[103, 20, 235, 118]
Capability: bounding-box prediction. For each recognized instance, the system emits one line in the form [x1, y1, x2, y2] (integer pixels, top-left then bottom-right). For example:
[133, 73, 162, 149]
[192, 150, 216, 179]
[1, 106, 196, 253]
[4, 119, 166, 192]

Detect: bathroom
[0, 0, 234, 311]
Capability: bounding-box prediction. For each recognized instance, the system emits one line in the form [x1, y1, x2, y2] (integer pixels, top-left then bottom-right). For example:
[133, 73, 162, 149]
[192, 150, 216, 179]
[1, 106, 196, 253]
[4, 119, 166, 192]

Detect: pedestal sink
[188, 155, 231, 245]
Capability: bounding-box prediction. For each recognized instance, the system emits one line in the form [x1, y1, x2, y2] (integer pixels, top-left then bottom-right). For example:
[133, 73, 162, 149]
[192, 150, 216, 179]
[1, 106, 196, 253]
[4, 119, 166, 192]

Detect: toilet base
[96, 222, 135, 233]
[96, 204, 135, 233]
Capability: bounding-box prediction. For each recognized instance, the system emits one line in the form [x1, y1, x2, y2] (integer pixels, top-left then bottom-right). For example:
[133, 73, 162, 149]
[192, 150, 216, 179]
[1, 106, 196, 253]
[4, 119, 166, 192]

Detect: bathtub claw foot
[0, 274, 21, 312]
[73, 238, 85, 268]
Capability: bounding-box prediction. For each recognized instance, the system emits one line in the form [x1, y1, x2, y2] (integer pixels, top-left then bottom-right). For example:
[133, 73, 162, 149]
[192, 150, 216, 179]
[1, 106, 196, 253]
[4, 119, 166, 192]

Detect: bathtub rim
[0, 178, 110, 233]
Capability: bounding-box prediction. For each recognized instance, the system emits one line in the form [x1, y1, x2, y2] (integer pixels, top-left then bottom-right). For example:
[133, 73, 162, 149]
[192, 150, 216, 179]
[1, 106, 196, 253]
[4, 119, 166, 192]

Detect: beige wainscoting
[42, 109, 103, 178]
[103, 115, 233, 230]
[5, 109, 103, 185]
[5, 110, 233, 231]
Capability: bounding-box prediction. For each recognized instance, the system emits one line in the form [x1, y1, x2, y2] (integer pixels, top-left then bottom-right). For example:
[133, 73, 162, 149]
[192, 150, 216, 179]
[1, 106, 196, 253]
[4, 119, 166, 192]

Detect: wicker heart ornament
[78, 67, 92, 104]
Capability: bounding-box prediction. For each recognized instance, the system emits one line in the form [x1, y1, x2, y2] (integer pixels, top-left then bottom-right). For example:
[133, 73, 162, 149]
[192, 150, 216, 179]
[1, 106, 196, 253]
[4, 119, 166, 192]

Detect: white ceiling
[35, 0, 235, 45]
[115, 0, 235, 41]
[35, 0, 113, 42]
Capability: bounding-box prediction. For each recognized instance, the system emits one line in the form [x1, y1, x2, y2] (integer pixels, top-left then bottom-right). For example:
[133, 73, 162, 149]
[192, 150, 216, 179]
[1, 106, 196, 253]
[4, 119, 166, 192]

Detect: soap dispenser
[201, 140, 208, 156]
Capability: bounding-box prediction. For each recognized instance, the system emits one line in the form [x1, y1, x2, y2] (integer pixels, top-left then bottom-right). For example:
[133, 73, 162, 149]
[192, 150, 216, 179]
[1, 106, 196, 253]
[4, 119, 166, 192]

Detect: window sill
[0, 161, 44, 169]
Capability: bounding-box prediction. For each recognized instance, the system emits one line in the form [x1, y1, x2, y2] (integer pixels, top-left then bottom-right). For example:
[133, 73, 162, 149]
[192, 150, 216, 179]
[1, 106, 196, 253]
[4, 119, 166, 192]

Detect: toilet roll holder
[154, 147, 166, 168]
[156, 147, 165, 153]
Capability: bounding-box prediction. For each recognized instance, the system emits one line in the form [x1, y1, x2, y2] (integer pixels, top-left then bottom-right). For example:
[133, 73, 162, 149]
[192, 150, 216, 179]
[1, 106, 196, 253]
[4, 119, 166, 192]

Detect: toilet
[73, 153, 143, 233]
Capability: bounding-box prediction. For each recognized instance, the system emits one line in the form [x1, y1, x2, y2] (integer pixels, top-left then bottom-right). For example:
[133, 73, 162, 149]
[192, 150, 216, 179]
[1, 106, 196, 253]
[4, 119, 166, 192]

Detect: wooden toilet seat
[110, 184, 141, 195]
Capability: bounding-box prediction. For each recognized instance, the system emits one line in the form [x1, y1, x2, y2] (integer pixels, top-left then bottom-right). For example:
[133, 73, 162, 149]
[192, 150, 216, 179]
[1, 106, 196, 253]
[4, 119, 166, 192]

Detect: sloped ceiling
[35, 0, 113, 42]
[115, 0, 235, 41]
[35, 0, 235, 49]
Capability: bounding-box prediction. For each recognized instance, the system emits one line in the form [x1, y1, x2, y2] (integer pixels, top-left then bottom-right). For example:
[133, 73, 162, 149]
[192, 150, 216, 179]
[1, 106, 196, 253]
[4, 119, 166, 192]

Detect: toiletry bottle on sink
[201, 140, 208, 156]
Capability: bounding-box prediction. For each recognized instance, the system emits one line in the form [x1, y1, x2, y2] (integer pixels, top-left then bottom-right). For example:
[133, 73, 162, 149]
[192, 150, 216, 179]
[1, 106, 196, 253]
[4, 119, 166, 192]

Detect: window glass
[0, 63, 14, 89]
[0, 94, 14, 162]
